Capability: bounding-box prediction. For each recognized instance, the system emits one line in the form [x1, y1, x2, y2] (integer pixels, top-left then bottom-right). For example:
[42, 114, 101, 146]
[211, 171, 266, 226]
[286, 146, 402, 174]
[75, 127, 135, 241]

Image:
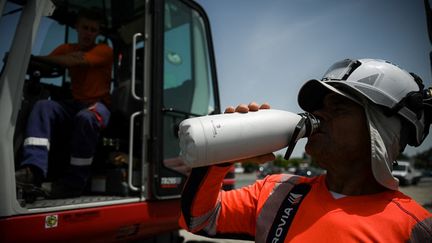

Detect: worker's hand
[224, 102, 275, 164]
[224, 101, 271, 113]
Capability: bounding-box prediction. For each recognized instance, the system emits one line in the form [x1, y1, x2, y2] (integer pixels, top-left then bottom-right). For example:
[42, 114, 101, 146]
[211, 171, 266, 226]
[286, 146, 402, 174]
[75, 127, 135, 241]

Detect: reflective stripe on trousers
[24, 137, 50, 150]
[70, 157, 93, 166]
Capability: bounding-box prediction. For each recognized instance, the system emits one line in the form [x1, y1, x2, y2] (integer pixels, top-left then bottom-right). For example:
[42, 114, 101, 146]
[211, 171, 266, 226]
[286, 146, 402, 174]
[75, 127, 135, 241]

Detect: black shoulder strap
[266, 183, 311, 243]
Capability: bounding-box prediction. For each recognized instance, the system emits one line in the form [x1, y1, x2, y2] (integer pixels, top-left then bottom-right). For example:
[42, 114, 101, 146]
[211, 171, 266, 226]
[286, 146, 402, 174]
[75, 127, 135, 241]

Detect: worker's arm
[32, 43, 112, 68]
[32, 52, 87, 68]
[179, 102, 273, 240]
[179, 163, 266, 240]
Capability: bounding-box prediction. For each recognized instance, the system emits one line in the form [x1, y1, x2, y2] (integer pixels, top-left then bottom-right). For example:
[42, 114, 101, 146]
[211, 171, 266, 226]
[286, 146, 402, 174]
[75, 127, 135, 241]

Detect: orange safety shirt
[179, 165, 432, 242]
[50, 43, 113, 105]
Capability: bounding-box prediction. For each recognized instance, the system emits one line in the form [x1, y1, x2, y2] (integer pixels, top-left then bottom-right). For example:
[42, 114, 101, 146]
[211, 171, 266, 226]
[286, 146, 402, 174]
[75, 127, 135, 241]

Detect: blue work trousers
[21, 99, 110, 180]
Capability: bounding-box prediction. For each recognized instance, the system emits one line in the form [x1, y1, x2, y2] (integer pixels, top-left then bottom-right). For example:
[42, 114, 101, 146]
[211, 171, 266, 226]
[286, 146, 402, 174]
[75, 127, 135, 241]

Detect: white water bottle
[178, 109, 320, 168]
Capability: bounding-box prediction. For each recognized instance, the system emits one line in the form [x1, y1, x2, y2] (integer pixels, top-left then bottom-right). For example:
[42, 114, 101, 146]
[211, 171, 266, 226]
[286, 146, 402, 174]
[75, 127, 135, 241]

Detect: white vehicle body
[392, 161, 422, 186]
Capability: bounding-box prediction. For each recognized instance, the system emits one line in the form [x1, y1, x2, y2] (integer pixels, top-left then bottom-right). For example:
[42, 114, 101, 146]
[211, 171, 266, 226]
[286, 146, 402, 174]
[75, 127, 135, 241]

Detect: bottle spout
[301, 113, 321, 137]
[283, 113, 320, 160]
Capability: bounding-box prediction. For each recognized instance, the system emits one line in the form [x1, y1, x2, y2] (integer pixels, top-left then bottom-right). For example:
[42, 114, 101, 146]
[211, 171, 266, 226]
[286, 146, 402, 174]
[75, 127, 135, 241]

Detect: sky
[195, 0, 432, 158]
[1, 0, 431, 159]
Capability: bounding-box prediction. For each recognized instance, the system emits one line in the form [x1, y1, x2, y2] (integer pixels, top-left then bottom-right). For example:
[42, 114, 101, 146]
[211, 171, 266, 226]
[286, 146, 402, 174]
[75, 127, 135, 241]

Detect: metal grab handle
[128, 111, 142, 191]
[131, 33, 143, 101]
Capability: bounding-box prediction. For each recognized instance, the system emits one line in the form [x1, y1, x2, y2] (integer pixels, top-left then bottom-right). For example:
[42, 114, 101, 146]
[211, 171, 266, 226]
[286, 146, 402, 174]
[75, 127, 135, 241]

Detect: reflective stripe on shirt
[201, 201, 222, 235]
[188, 200, 222, 232]
[256, 174, 300, 243]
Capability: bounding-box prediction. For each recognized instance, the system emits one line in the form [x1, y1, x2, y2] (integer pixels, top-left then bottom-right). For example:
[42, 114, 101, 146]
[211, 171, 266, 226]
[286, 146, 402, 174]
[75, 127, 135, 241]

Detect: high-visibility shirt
[179, 165, 432, 242]
[50, 43, 113, 105]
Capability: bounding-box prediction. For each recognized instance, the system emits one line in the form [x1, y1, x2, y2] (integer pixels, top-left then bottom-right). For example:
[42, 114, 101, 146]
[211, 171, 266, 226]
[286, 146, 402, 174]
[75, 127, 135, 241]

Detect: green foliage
[397, 153, 410, 161]
[272, 154, 305, 169]
[239, 154, 309, 172]
[396, 148, 432, 169]
[411, 149, 432, 169]
[242, 161, 259, 173]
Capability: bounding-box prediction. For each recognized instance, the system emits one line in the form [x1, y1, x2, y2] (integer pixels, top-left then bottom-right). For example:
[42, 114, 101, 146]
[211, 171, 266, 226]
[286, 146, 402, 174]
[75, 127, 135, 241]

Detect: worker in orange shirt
[15, 8, 113, 199]
[179, 59, 432, 242]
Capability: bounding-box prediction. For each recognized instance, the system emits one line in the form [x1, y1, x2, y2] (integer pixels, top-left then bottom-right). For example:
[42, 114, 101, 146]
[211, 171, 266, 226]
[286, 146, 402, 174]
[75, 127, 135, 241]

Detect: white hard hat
[297, 58, 432, 190]
[298, 58, 429, 147]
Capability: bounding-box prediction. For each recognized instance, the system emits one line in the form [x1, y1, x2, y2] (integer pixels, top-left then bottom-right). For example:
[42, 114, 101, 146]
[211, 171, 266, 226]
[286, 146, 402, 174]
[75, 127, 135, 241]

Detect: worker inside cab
[15, 8, 113, 200]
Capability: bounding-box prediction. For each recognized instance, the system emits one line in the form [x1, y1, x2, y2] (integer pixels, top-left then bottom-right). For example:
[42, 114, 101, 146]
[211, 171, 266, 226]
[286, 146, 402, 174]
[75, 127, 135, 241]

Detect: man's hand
[224, 101, 271, 113]
[224, 102, 275, 164]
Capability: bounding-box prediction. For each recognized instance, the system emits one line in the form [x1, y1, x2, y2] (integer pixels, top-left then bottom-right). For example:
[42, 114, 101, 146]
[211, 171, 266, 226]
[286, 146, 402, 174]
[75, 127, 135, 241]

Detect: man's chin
[304, 142, 317, 156]
[79, 39, 93, 48]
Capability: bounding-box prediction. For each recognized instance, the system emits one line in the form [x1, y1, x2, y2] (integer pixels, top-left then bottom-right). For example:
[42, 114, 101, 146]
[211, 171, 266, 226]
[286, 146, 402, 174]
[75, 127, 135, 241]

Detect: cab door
[151, 0, 220, 198]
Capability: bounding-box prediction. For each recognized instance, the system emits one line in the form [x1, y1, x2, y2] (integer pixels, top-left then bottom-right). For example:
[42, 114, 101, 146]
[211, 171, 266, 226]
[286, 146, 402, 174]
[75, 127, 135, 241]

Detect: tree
[273, 154, 305, 169]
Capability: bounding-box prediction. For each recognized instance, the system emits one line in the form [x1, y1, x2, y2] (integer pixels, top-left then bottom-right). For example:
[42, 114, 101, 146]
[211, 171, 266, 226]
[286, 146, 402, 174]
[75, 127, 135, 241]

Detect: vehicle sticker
[45, 215, 58, 229]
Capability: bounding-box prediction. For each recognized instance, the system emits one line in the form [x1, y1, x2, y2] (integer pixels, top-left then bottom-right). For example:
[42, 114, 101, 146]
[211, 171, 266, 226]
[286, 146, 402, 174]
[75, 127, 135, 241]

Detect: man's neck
[325, 167, 387, 195]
